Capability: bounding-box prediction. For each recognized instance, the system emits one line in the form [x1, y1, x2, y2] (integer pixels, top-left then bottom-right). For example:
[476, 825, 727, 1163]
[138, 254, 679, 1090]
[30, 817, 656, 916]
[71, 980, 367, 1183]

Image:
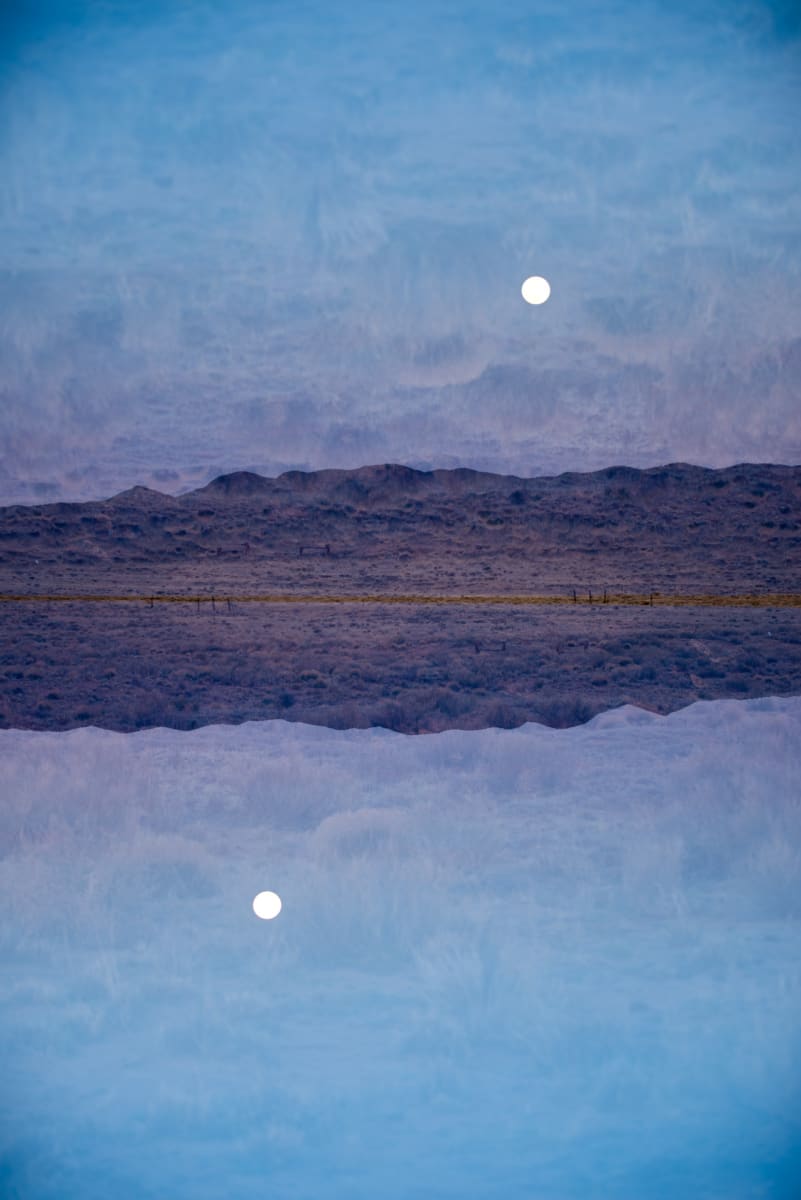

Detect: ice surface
[1, 699, 800, 1198]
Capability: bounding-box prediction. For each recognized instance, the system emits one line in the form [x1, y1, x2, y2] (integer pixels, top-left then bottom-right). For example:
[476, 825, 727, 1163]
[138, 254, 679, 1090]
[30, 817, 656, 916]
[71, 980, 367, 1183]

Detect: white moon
[252, 890, 282, 919]
[521, 275, 551, 305]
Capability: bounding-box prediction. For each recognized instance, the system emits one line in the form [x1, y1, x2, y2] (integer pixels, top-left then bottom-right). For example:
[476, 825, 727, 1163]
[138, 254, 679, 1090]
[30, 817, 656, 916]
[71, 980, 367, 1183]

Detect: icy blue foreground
[1, 699, 800, 1198]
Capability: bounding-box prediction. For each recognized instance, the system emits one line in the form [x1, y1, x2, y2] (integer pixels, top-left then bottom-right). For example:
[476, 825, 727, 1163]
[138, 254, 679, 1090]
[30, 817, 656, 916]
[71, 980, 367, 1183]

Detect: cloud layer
[1, 1, 800, 502]
[1, 698, 801, 1196]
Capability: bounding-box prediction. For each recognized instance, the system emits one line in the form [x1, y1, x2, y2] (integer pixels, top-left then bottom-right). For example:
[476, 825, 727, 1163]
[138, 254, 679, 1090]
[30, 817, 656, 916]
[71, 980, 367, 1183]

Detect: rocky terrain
[1, 461, 800, 732]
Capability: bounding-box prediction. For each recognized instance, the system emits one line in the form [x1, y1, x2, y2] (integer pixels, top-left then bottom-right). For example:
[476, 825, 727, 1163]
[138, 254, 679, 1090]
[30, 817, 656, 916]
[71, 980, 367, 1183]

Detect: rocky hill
[1, 461, 800, 596]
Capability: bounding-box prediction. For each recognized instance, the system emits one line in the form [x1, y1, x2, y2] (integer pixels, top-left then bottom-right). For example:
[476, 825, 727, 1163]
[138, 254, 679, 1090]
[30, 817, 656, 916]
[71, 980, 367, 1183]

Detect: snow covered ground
[2, 699, 800, 1198]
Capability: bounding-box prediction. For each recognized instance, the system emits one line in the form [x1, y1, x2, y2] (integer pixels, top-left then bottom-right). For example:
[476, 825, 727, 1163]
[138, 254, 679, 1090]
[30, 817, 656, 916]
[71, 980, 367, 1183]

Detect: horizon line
[3, 458, 801, 509]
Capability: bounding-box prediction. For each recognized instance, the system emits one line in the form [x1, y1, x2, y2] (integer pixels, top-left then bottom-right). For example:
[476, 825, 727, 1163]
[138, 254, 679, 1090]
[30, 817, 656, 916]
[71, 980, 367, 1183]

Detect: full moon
[252, 890, 282, 919]
[521, 275, 551, 305]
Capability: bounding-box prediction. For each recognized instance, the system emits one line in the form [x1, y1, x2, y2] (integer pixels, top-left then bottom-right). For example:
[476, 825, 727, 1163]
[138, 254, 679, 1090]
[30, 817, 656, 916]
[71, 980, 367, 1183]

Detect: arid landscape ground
[1, 461, 800, 732]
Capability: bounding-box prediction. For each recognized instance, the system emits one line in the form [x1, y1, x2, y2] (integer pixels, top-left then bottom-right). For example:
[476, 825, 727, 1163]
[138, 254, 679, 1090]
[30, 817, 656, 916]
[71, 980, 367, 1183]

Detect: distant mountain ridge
[0, 461, 793, 510]
[184, 460, 800, 504]
[1, 460, 799, 599]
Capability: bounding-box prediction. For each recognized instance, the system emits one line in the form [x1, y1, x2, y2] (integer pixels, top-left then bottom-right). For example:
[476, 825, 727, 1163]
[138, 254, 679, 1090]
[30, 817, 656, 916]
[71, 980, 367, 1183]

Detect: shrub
[539, 698, 595, 727]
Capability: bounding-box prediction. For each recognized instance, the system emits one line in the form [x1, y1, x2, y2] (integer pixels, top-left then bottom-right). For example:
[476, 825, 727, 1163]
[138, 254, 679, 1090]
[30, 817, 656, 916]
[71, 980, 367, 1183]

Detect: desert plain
[1, 461, 799, 732]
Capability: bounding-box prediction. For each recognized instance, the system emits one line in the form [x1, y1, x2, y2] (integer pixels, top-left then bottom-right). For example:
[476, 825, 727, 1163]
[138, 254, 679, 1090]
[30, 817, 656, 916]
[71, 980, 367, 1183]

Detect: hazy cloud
[1, 699, 800, 1194]
[1, 0, 800, 501]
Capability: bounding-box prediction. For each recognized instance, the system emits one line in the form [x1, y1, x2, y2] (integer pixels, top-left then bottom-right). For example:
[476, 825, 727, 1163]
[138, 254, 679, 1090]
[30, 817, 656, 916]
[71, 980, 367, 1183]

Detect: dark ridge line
[2, 458, 801, 511]
[125, 459, 801, 502]
[3, 694, 800, 740]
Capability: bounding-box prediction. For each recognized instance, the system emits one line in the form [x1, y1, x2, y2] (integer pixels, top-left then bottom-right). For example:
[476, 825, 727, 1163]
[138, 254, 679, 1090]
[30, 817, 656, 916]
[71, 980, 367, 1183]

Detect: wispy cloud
[1, 0, 800, 501]
[2, 698, 801, 1194]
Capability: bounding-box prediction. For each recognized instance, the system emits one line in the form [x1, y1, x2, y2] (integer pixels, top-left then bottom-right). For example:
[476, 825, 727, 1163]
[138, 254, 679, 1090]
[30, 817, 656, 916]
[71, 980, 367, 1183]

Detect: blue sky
[1, 0, 800, 502]
[2, 700, 801, 1196]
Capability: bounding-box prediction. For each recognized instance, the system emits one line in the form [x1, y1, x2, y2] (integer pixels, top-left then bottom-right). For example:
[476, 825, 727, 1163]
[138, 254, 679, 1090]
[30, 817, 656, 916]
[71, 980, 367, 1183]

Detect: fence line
[1, 593, 800, 608]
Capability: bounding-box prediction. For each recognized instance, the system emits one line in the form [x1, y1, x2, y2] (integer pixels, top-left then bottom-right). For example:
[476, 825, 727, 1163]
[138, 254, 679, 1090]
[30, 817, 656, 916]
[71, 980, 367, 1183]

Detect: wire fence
[1, 592, 800, 607]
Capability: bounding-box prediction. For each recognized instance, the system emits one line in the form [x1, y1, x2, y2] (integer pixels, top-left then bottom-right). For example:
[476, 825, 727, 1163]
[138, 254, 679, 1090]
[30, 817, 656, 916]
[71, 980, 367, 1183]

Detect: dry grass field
[2, 596, 800, 733]
[2, 462, 799, 732]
